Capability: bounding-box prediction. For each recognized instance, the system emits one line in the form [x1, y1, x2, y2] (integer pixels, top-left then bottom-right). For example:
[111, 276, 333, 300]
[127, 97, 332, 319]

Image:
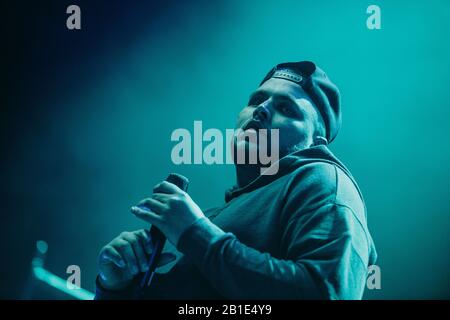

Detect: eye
[278, 103, 294, 116]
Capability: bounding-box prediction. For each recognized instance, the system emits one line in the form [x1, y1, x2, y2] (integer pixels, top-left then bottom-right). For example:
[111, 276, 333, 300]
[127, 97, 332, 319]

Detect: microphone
[139, 173, 189, 291]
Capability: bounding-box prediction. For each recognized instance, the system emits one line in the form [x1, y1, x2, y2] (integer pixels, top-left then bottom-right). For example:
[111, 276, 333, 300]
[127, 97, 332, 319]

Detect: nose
[253, 101, 271, 123]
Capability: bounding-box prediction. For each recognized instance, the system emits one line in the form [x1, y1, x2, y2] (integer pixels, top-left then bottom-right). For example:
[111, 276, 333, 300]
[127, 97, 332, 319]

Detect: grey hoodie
[95, 145, 377, 299]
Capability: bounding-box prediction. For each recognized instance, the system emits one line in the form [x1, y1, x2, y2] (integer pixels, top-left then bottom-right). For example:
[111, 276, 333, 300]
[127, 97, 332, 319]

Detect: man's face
[234, 77, 321, 159]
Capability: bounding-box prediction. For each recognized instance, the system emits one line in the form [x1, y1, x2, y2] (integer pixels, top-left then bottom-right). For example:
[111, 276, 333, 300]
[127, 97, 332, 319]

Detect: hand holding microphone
[133, 173, 190, 289]
[97, 173, 205, 292]
[97, 229, 176, 291]
[131, 173, 204, 249]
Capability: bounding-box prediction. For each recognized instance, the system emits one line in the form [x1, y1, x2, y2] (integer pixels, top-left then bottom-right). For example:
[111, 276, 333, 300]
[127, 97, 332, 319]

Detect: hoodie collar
[225, 145, 359, 202]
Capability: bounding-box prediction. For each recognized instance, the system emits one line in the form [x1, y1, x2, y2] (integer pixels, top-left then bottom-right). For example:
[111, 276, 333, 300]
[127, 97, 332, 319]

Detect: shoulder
[282, 161, 365, 222]
[283, 162, 338, 210]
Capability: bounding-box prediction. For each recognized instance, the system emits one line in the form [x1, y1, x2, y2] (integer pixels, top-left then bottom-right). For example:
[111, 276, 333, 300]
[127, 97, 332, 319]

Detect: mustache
[242, 118, 268, 132]
[234, 119, 277, 143]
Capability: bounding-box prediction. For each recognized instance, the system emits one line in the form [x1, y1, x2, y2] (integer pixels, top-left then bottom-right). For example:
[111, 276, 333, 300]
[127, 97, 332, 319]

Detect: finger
[113, 239, 139, 275]
[137, 197, 167, 212]
[100, 245, 126, 268]
[131, 205, 163, 225]
[153, 181, 182, 195]
[135, 229, 153, 255]
[151, 193, 171, 203]
[157, 252, 177, 268]
[121, 233, 149, 272]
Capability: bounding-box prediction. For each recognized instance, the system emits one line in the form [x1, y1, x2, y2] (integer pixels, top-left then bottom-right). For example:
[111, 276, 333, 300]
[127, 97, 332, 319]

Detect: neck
[234, 164, 262, 188]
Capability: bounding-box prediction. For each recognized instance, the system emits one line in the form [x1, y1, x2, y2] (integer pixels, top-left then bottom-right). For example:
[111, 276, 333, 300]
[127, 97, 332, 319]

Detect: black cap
[260, 61, 341, 143]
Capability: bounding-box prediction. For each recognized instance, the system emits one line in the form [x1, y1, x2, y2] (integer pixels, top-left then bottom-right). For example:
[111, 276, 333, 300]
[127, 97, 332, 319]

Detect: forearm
[177, 217, 324, 299]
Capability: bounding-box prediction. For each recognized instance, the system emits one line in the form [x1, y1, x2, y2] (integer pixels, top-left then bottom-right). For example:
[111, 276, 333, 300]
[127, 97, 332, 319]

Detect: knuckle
[179, 190, 187, 197]
[123, 232, 137, 242]
[100, 245, 110, 257]
[135, 229, 147, 237]
[116, 239, 130, 249]
[152, 193, 161, 200]
[153, 183, 161, 190]
[119, 231, 129, 238]
[142, 230, 151, 241]
[171, 196, 186, 207]
[110, 237, 122, 248]
[171, 196, 182, 204]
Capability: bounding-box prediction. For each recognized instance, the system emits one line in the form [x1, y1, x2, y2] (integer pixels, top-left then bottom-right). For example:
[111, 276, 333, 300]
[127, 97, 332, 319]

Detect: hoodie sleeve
[94, 275, 142, 300]
[177, 202, 371, 299]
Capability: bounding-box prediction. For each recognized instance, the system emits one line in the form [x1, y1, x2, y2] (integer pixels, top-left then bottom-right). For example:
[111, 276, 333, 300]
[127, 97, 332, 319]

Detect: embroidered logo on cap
[272, 69, 303, 85]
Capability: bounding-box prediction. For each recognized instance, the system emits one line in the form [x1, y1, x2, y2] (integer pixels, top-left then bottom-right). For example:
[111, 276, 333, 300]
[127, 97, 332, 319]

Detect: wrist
[176, 217, 230, 261]
[173, 216, 205, 248]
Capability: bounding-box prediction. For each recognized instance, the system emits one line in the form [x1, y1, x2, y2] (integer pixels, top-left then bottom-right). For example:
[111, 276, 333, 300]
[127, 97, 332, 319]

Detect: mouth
[243, 119, 265, 132]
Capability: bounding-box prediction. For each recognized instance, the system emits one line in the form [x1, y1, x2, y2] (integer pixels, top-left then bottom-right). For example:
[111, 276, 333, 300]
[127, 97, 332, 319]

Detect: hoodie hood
[225, 145, 364, 203]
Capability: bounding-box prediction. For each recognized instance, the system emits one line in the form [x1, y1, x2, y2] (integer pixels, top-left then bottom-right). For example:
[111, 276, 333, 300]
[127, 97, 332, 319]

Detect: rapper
[95, 61, 377, 300]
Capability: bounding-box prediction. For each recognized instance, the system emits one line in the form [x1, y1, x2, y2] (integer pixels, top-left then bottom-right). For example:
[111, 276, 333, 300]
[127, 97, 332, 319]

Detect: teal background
[1, 0, 450, 299]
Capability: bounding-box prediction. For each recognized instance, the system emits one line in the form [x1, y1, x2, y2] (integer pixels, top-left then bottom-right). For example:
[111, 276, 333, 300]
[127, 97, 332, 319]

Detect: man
[95, 61, 377, 299]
